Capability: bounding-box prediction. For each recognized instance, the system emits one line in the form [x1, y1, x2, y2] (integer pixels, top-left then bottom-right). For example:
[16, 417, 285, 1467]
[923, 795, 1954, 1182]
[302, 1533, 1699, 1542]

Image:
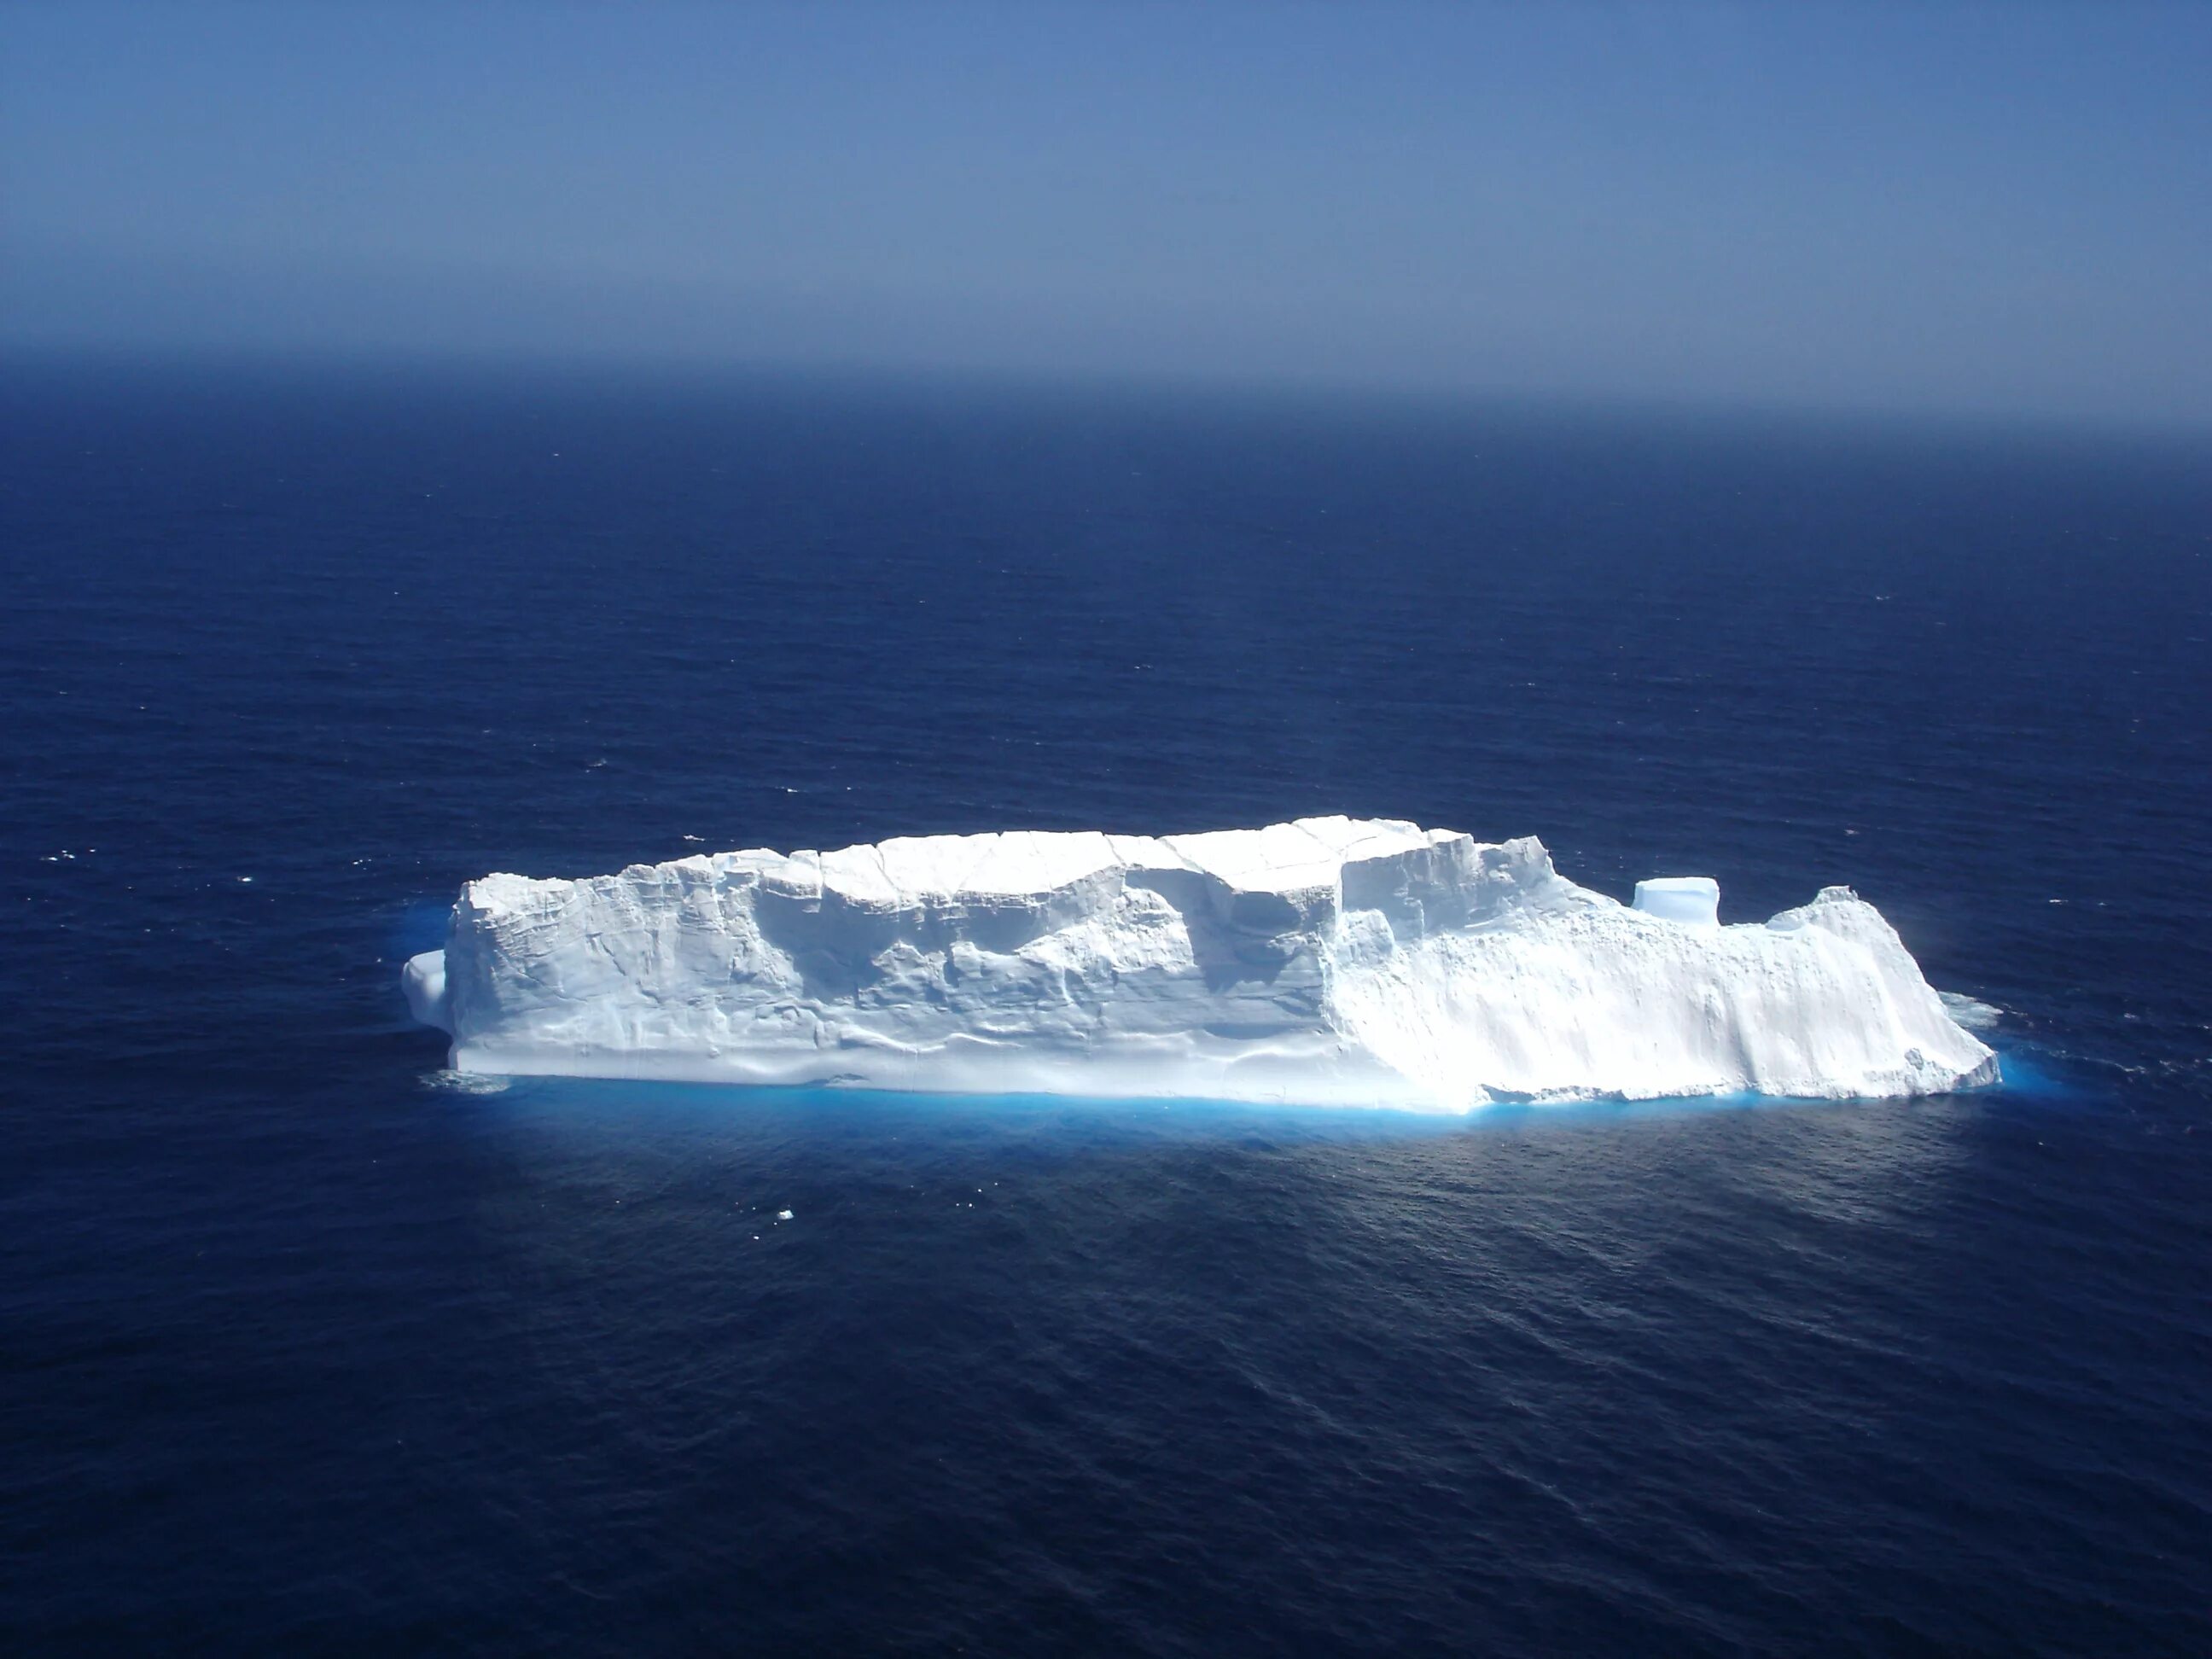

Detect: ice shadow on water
[429, 1042, 2063, 1155]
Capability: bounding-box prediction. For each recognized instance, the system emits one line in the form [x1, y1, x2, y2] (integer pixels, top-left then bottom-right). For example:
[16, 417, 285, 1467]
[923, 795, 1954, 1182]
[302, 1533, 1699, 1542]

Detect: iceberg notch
[401, 817, 1996, 1111]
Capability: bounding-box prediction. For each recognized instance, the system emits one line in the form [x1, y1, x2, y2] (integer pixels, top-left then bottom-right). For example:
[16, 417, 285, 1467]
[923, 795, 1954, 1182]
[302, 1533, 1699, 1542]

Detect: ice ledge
[403, 949, 451, 1034]
[402, 818, 1998, 1111]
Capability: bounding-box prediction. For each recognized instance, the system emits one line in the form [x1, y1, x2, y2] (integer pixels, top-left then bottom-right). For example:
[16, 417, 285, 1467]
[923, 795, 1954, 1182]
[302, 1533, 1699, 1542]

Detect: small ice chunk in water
[1937, 991, 2003, 1031]
[1633, 876, 1720, 927]
[776, 1209, 794, 1221]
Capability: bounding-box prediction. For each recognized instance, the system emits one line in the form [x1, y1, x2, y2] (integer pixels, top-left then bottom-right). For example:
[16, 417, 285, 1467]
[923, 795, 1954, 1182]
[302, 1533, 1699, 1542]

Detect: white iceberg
[401, 817, 1996, 1112]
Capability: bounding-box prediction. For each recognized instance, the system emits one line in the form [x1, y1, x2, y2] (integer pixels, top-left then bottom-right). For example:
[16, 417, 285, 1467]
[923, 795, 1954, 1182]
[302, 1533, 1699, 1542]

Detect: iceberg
[401, 817, 1996, 1112]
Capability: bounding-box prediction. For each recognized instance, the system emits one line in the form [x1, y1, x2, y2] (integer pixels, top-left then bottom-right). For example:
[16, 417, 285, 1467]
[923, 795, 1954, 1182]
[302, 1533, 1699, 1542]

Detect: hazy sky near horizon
[5, 3, 2209, 424]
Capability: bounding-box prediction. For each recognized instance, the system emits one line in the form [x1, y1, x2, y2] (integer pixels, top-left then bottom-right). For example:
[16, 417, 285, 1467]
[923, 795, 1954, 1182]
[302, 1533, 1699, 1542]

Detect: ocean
[3, 359, 2208, 1653]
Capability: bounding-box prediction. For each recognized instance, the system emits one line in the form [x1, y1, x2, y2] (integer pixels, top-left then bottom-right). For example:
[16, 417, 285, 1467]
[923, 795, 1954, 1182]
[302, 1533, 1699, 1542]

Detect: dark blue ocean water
[3, 360, 2209, 1654]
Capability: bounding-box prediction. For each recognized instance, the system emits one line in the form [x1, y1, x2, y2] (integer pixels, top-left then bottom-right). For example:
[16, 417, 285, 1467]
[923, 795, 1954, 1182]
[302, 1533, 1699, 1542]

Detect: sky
[4, 2, 2209, 425]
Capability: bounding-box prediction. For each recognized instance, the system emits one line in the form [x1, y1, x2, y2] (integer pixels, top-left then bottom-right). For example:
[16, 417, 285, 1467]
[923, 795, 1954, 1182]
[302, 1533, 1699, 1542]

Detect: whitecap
[420, 1068, 511, 1095]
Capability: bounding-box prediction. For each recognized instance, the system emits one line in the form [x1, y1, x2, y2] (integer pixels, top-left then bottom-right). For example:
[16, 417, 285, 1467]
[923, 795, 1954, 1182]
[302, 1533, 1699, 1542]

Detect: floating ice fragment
[776, 1209, 794, 1221]
[1633, 876, 1719, 927]
[1937, 992, 2004, 1032]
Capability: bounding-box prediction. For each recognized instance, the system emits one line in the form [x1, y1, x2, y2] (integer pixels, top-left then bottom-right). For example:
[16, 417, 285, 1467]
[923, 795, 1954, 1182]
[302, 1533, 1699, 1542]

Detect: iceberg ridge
[402, 817, 1996, 1111]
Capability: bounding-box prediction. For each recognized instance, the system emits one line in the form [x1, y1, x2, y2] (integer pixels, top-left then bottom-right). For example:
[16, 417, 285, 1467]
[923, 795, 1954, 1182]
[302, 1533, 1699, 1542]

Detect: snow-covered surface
[402, 817, 1998, 1112]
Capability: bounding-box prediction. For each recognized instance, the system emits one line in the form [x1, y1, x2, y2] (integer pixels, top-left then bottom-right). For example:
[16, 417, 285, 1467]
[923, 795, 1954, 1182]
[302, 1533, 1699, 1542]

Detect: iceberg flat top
[404, 816, 1997, 1112]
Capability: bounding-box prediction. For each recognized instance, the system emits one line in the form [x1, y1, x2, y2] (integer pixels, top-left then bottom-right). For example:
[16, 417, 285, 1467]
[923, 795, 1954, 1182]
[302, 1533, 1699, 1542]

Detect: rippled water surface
[3, 363, 2209, 1652]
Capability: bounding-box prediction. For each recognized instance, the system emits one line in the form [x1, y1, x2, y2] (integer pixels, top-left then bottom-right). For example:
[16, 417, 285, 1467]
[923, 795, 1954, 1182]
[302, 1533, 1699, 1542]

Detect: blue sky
[4, 3, 2209, 423]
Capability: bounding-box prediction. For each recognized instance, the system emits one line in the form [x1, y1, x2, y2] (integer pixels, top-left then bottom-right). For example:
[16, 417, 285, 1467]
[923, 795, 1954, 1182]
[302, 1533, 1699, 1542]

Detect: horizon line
[6, 341, 2208, 445]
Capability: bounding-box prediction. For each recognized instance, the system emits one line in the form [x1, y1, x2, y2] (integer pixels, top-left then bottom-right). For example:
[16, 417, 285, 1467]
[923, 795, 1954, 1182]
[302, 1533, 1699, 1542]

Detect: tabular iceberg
[401, 817, 1996, 1112]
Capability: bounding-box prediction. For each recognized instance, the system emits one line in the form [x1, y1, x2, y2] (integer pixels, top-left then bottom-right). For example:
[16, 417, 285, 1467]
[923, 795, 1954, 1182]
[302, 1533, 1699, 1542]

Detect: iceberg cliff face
[402, 817, 1996, 1111]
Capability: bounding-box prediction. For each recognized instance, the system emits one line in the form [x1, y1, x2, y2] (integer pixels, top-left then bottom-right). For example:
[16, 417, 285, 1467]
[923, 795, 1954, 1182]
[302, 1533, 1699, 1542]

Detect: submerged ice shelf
[402, 818, 1997, 1112]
